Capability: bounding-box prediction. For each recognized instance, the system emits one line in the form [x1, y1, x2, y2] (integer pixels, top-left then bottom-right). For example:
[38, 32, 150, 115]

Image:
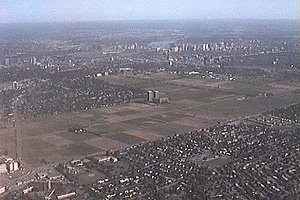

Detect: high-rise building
[31, 57, 37, 65]
[13, 162, 19, 171]
[147, 91, 154, 102]
[4, 58, 10, 66]
[6, 160, 19, 173]
[153, 91, 160, 99]
[7, 162, 14, 173]
[12, 81, 19, 90]
[148, 90, 169, 104]
[173, 46, 179, 52]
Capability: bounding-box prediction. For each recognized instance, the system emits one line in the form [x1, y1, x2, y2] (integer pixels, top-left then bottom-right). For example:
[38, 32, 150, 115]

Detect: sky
[1, 0, 299, 23]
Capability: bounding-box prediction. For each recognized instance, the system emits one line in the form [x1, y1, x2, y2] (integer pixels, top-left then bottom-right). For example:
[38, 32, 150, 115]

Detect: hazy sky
[1, 0, 299, 23]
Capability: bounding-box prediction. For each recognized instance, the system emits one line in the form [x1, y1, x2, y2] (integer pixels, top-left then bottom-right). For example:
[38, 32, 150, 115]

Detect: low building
[93, 156, 118, 163]
[158, 97, 169, 104]
[57, 192, 76, 200]
[23, 186, 33, 194]
[0, 186, 6, 195]
[0, 163, 8, 174]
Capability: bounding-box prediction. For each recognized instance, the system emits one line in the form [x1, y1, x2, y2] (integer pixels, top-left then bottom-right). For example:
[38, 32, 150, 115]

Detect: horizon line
[1, 18, 299, 25]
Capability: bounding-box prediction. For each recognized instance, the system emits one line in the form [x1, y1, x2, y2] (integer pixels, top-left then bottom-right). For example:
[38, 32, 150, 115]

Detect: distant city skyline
[1, 0, 299, 23]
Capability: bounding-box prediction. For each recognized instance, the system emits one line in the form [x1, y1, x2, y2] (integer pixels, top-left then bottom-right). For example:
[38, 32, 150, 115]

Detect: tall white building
[147, 91, 154, 102]
[30, 57, 37, 65]
[4, 58, 10, 66]
[12, 81, 19, 90]
[153, 91, 160, 99]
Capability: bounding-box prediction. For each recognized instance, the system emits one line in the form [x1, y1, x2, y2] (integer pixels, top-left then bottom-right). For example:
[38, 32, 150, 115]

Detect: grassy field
[0, 72, 299, 167]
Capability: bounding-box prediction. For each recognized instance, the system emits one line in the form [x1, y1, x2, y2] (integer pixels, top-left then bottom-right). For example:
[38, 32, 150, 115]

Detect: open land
[0, 72, 299, 168]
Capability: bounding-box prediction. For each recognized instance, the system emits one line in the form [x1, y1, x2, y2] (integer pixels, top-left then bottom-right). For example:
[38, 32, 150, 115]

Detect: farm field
[0, 72, 299, 167]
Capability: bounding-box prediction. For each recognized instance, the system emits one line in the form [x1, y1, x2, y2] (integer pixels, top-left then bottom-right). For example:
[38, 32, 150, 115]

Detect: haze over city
[1, 0, 299, 23]
[0, 0, 300, 200]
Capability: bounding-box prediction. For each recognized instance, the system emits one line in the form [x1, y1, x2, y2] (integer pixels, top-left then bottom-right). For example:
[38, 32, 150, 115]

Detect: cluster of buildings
[2, 57, 37, 67]
[2, 104, 300, 199]
[0, 157, 20, 195]
[44, 120, 297, 200]
[147, 90, 169, 104]
[4, 75, 146, 119]
[0, 32, 297, 122]
[13, 182, 78, 200]
[249, 103, 299, 127]
[158, 38, 294, 70]
[55, 155, 118, 185]
[1, 32, 296, 83]
[0, 156, 19, 174]
[2, 56, 40, 68]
